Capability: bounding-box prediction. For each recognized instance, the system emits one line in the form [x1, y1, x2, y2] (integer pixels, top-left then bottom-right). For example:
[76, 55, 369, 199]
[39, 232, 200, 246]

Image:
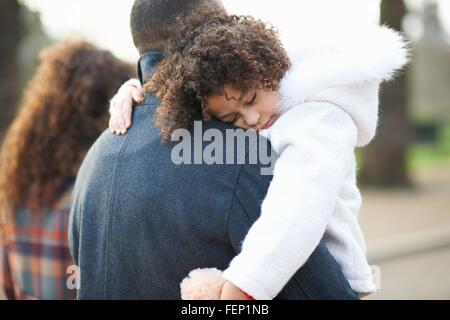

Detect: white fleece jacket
[222, 25, 410, 299]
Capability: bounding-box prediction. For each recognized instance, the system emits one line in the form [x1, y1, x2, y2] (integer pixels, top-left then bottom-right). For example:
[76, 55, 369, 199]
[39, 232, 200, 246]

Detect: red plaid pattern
[0, 185, 76, 300]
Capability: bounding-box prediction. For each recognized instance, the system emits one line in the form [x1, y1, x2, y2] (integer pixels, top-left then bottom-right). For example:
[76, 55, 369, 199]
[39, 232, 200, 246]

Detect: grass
[408, 125, 450, 171]
[356, 124, 450, 174]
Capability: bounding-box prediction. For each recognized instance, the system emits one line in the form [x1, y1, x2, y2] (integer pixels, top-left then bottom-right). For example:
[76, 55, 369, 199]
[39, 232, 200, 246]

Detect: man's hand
[220, 281, 252, 300]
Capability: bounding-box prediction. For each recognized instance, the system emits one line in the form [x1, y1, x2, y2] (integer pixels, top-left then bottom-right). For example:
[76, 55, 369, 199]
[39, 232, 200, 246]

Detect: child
[109, 14, 409, 299]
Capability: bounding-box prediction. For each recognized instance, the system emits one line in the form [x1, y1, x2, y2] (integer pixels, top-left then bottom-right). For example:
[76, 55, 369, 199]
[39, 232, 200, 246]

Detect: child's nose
[243, 111, 260, 127]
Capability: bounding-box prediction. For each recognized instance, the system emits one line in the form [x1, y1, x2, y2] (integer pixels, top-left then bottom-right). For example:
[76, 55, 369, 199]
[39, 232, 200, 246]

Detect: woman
[0, 39, 132, 299]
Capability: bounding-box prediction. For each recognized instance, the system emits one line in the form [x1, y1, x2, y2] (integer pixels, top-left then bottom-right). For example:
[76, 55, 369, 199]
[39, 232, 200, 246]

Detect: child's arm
[109, 79, 143, 135]
[223, 101, 358, 300]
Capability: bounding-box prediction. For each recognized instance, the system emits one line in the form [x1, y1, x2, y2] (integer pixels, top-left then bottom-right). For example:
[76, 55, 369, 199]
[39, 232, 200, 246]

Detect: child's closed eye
[245, 92, 257, 106]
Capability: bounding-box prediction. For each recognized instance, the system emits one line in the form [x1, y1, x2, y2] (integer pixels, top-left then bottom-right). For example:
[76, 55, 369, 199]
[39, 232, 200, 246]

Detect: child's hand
[220, 281, 252, 300]
[109, 79, 143, 135]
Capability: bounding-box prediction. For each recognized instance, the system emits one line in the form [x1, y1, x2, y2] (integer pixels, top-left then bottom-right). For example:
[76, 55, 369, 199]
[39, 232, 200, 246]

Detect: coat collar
[137, 51, 164, 83]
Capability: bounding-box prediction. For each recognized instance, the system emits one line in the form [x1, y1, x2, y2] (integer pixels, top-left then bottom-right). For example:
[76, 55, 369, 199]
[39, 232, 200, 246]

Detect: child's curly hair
[145, 8, 291, 142]
[0, 39, 132, 231]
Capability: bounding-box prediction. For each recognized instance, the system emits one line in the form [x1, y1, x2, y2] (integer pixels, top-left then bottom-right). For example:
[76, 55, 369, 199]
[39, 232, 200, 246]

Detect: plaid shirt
[0, 184, 76, 300]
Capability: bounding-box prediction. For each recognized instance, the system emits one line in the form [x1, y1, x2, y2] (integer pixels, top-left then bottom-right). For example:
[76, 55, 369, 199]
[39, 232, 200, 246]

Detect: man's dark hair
[130, 0, 225, 53]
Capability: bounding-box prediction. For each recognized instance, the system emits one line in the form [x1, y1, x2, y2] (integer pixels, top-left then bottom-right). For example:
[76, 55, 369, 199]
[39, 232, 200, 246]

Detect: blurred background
[1, 0, 449, 299]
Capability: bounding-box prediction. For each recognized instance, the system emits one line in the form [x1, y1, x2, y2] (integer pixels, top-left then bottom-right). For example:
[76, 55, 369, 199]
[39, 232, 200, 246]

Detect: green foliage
[408, 124, 450, 171]
[356, 124, 450, 174]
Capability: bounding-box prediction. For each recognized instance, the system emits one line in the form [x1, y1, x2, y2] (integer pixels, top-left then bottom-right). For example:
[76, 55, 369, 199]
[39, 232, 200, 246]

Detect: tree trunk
[0, 0, 22, 141]
[359, 0, 413, 188]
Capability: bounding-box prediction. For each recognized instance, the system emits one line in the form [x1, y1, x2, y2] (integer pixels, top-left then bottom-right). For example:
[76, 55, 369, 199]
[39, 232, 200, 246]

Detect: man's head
[130, 0, 225, 54]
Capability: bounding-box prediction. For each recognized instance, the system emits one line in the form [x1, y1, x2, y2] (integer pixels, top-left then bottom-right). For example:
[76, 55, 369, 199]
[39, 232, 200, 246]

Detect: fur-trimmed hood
[279, 25, 410, 146]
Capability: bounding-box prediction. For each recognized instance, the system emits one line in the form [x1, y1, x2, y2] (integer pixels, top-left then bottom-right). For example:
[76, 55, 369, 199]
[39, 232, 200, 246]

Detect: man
[69, 0, 359, 299]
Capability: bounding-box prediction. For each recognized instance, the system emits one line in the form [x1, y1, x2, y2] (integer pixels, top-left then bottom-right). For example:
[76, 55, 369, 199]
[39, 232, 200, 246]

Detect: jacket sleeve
[224, 101, 358, 300]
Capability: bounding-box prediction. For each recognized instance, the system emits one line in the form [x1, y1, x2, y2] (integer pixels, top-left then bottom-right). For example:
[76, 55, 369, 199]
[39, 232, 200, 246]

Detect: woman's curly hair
[0, 39, 132, 230]
[145, 8, 291, 142]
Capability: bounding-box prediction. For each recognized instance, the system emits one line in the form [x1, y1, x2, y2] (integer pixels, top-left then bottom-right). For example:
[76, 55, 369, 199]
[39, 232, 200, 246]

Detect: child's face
[205, 85, 281, 131]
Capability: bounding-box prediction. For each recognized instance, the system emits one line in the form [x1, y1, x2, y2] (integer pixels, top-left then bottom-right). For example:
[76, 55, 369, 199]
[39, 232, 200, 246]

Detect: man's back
[70, 90, 257, 298]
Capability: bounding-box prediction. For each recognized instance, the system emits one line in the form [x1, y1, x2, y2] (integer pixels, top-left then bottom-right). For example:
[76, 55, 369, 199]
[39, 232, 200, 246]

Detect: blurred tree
[17, 5, 52, 91]
[411, 1, 450, 126]
[0, 0, 23, 141]
[359, 0, 413, 188]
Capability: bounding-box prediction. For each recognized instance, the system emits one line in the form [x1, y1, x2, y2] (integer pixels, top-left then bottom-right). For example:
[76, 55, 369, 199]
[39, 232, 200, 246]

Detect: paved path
[358, 165, 450, 299]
